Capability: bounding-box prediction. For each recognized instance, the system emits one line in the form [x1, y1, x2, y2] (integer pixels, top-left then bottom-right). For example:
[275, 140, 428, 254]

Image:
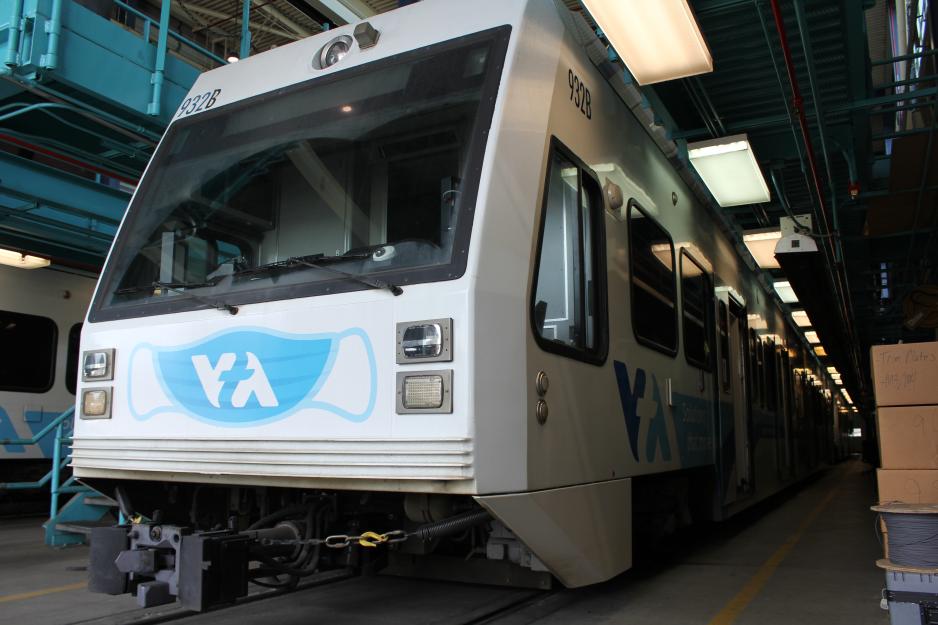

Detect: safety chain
[260, 529, 410, 549]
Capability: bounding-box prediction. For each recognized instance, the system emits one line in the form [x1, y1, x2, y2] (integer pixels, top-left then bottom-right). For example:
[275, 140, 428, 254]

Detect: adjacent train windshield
[90, 27, 509, 321]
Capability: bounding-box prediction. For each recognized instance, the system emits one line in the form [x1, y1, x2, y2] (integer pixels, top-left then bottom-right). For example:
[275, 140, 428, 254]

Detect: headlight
[82, 349, 115, 381]
[317, 35, 353, 69]
[397, 319, 452, 363]
[396, 370, 452, 413]
[81, 388, 111, 419]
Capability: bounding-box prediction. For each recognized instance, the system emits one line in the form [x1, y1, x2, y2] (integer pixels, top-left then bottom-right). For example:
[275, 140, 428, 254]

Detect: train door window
[680, 250, 711, 370]
[718, 301, 730, 392]
[66, 323, 82, 395]
[0, 310, 57, 393]
[628, 200, 677, 355]
[531, 139, 607, 363]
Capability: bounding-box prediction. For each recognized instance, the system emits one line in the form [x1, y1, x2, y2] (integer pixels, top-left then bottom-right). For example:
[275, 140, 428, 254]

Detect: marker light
[773, 280, 798, 303]
[687, 135, 771, 207]
[318, 35, 352, 69]
[0, 247, 50, 269]
[396, 370, 452, 413]
[791, 310, 812, 327]
[82, 349, 115, 381]
[397, 319, 452, 363]
[403, 375, 443, 409]
[742, 229, 782, 269]
[581, 0, 712, 85]
[81, 388, 111, 419]
[226, 55, 239, 63]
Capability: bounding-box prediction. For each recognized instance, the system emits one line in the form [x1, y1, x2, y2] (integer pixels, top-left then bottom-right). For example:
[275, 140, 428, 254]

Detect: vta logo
[613, 361, 671, 463]
[191, 352, 279, 409]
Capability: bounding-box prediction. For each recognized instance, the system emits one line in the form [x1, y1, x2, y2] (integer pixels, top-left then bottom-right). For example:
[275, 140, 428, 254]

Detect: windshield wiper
[113, 280, 239, 315]
[236, 254, 402, 296]
[152, 281, 239, 315]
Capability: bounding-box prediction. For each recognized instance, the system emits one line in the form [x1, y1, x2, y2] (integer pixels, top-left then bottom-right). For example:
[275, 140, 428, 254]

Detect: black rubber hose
[247, 504, 310, 531]
[412, 509, 492, 541]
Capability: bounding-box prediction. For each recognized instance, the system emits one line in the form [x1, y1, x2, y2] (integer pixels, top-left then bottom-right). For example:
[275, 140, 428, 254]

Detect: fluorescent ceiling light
[814, 346, 827, 356]
[805, 330, 820, 344]
[791, 310, 812, 327]
[582, 0, 712, 85]
[747, 314, 767, 330]
[687, 134, 771, 207]
[0, 248, 50, 269]
[774, 280, 798, 303]
[742, 229, 782, 269]
[835, 378, 843, 385]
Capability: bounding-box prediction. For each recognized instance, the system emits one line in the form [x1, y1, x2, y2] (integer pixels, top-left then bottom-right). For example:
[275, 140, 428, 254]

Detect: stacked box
[874, 342, 938, 504]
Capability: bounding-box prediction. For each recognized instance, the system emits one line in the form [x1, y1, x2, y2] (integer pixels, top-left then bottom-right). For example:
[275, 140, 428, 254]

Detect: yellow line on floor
[707, 487, 838, 625]
[0, 581, 86, 604]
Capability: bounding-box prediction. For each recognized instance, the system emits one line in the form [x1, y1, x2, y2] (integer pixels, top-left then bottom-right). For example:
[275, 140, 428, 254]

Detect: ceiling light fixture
[581, 0, 713, 85]
[773, 280, 798, 303]
[791, 310, 812, 327]
[742, 229, 782, 269]
[687, 134, 771, 207]
[0, 247, 50, 269]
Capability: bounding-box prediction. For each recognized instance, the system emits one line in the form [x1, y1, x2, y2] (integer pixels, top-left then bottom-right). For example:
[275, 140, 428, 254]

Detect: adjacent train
[76, 0, 846, 608]
[1, 263, 95, 483]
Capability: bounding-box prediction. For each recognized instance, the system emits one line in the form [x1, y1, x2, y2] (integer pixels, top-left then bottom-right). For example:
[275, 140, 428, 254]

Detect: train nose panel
[129, 327, 377, 425]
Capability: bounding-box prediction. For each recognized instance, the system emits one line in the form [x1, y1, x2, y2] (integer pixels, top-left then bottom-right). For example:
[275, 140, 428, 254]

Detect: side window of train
[0, 310, 57, 393]
[680, 250, 711, 370]
[530, 139, 608, 364]
[66, 323, 82, 395]
[628, 200, 677, 355]
[718, 301, 730, 392]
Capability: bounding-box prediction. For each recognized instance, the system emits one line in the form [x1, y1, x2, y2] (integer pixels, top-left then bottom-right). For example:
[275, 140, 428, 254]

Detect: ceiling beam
[299, 0, 375, 25]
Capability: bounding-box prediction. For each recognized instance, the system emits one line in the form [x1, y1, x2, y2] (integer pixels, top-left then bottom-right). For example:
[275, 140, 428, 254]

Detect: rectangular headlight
[396, 370, 452, 413]
[82, 349, 115, 381]
[396, 319, 452, 363]
[81, 388, 111, 419]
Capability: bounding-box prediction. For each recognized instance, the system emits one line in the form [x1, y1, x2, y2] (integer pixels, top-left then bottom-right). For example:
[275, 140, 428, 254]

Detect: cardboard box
[878, 405, 938, 468]
[878, 469, 938, 504]
[871, 341, 938, 407]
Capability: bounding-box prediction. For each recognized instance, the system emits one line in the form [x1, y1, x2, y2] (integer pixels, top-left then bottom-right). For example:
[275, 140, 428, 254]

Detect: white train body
[74, 0, 838, 590]
[0, 265, 94, 463]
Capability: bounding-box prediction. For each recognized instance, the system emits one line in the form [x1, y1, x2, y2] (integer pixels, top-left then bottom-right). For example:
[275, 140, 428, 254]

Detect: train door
[715, 291, 751, 504]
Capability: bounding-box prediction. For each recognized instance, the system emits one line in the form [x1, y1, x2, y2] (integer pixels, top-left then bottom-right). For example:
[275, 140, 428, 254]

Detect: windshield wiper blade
[115, 280, 217, 295]
[289, 254, 403, 296]
[233, 254, 402, 296]
[152, 281, 239, 315]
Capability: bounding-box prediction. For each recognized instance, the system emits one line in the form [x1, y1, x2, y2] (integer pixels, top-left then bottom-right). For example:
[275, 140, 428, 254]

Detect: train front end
[72, 0, 588, 609]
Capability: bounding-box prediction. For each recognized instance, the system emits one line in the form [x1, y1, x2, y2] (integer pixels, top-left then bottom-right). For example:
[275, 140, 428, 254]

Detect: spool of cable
[874, 504, 938, 569]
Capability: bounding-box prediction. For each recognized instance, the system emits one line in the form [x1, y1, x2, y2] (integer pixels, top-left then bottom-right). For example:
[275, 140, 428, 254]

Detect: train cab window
[66, 323, 82, 395]
[530, 141, 607, 363]
[680, 250, 711, 370]
[0, 310, 57, 393]
[628, 201, 677, 355]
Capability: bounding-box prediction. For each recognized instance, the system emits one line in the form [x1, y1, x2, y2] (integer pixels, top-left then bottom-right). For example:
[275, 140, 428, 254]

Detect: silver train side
[74, 0, 846, 609]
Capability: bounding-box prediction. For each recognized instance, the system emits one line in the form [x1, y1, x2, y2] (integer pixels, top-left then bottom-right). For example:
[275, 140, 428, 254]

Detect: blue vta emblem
[129, 327, 376, 426]
[613, 361, 672, 463]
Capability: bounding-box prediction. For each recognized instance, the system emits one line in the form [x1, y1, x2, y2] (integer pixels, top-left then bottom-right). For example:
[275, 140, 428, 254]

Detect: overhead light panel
[582, 0, 713, 85]
[747, 313, 767, 330]
[774, 280, 798, 303]
[805, 330, 820, 344]
[0, 247, 50, 269]
[791, 310, 812, 327]
[814, 346, 827, 356]
[687, 134, 771, 207]
[742, 229, 782, 269]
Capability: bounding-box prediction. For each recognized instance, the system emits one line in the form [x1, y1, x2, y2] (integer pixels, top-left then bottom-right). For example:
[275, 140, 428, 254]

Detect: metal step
[82, 495, 118, 508]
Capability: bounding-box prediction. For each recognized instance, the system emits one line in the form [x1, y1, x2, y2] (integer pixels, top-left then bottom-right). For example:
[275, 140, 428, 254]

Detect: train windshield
[90, 27, 509, 321]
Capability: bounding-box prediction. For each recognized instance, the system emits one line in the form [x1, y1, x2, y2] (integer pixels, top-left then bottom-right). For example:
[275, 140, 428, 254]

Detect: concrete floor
[0, 458, 888, 625]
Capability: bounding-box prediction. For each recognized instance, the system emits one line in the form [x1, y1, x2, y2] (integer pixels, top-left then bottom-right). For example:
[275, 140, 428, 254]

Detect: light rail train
[0, 264, 94, 483]
[76, 0, 844, 608]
